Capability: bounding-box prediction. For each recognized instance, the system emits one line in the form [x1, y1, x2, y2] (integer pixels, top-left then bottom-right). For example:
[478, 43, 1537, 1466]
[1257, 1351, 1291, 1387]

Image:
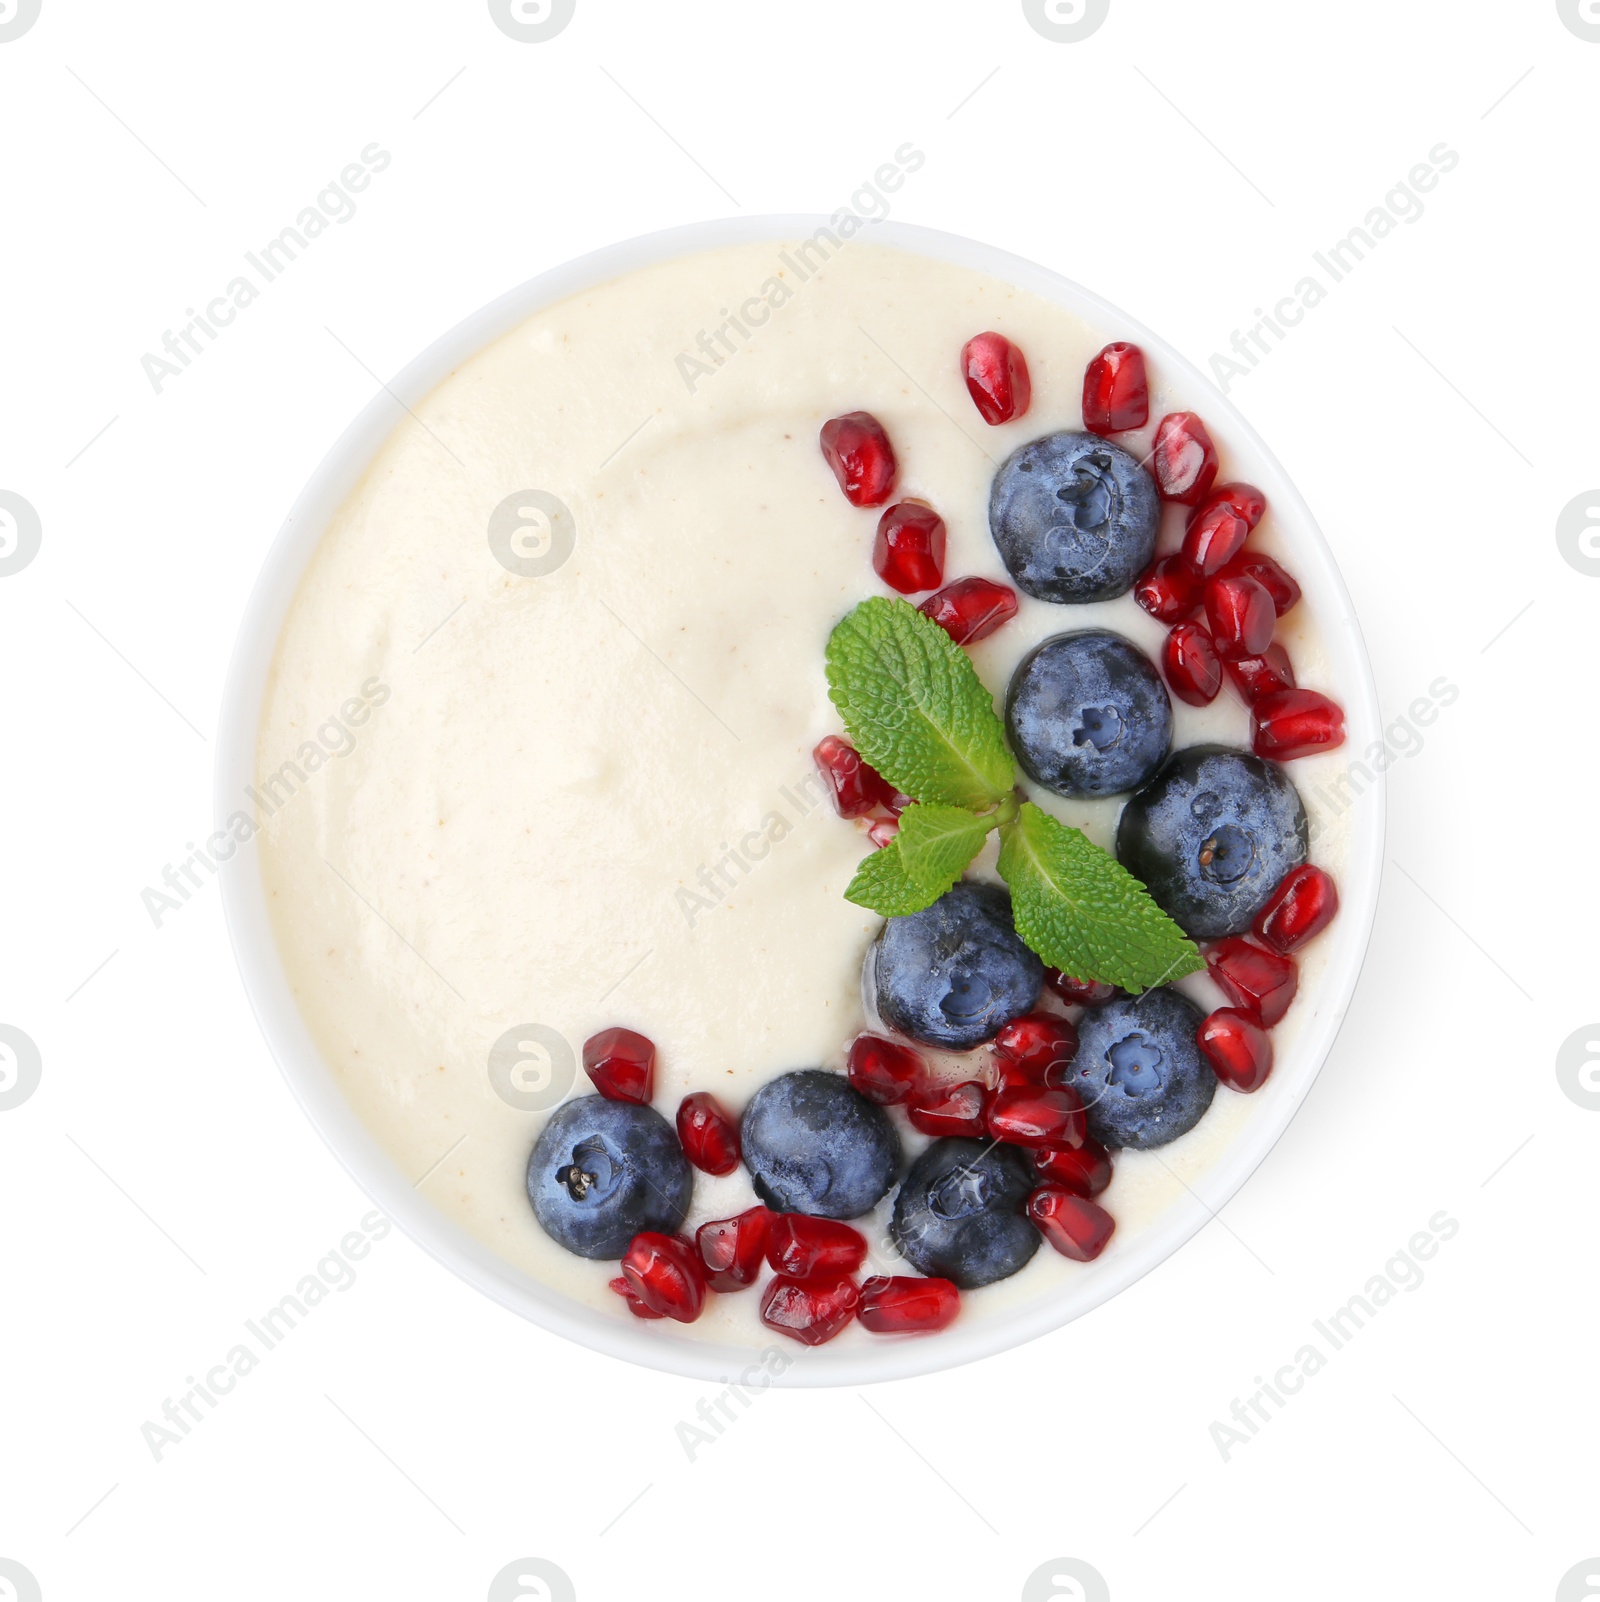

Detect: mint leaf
[843, 836, 941, 917]
[997, 803, 1203, 992]
[895, 803, 993, 890]
[826, 597, 1014, 809]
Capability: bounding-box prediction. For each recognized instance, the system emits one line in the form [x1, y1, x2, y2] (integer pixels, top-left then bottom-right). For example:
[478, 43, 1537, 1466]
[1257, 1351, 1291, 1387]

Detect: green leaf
[825, 597, 1014, 809]
[997, 803, 1204, 992]
[895, 803, 994, 891]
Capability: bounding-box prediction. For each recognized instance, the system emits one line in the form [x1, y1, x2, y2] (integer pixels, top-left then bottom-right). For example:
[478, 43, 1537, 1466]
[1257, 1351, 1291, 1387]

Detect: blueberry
[1116, 744, 1309, 938]
[989, 431, 1159, 604]
[891, 1138, 1039, 1288]
[1067, 987, 1215, 1150]
[1006, 629, 1172, 799]
[741, 1069, 900, 1219]
[870, 880, 1044, 1051]
[527, 1095, 691, 1259]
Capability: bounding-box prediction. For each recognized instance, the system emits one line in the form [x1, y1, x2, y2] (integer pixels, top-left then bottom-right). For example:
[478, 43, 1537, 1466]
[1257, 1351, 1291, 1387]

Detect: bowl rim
[215, 213, 1385, 1386]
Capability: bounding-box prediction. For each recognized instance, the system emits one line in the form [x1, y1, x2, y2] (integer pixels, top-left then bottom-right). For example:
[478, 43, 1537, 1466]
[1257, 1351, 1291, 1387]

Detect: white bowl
[217, 216, 1384, 1386]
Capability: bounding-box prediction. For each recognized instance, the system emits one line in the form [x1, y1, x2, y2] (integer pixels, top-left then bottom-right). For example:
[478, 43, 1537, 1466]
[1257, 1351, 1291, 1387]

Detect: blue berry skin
[989, 431, 1160, 604]
[1116, 744, 1309, 939]
[1067, 988, 1215, 1150]
[741, 1069, 901, 1219]
[871, 880, 1044, 1051]
[527, 1096, 691, 1259]
[891, 1138, 1040, 1288]
[1007, 629, 1173, 799]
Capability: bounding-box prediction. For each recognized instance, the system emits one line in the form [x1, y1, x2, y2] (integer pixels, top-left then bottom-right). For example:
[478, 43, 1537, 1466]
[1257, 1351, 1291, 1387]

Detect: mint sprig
[825, 597, 1202, 992]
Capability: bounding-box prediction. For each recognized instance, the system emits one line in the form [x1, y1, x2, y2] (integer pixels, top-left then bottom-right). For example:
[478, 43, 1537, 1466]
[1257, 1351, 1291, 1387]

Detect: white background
[1, 2, 1593, 1598]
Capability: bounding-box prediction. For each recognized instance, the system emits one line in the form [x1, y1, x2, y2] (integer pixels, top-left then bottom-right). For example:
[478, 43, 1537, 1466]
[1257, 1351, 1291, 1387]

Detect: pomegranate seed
[918, 576, 1019, 645]
[962, 331, 1032, 425]
[1082, 342, 1148, 434]
[907, 1079, 989, 1139]
[868, 817, 900, 849]
[1252, 689, 1346, 761]
[1204, 573, 1276, 661]
[1028, 1185, 1116, 1261]
[1205, 937, 1299, 1026]
[1133, 555, 1202, 625]
[813, 735, 897, 819]
[760, 1274, 860, 1345]
[1254, 864, 1339, 954]
[694, 1207, 771, 1293]
[987, 1085, 1086, 1149]
[874, 501, 947, 594]
[1196, 1008, 1273, 1092]
[608, 1275, 664, 1319]
[1225, 643, 1296, 705]
[1046, 970, 1120, 1007]
[1033, 1138, 1113, 1197]
[819, 411, 896, 507]
[847, 1033, 928, 1105]
[1220, 551, 1301, 615]
[991, 1013, 1078, 1085]
[766, 1215, 868, 1279]
[582, 1027, 655, 1104]
[1181, 502, 1250, 578]
[676, 1091, 740, 1176]
[858, 1275, 961, 1334]
[620, 1232, 707, 1323]
[1151, 412, 1220, 505]
[1195, 482, 1266, 529]
[1162, 622, 1223, 707]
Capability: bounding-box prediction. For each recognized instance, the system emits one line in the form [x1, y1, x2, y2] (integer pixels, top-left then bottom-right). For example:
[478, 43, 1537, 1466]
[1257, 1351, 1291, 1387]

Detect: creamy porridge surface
[257, 239, 1350, 1344]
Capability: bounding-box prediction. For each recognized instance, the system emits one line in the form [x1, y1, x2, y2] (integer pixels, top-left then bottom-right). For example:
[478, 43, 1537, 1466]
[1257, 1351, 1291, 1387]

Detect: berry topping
[989, 431, 1160, 604]
[962, 331, 1033, 425]
[1220, 551, 1301, 616]
[1046, 970, 1120, 1008]
[1251, 689, 1347, 761]
[858, 1275, 961, 1334]
[1081, 342, 1149, 435]
[847, 1032, 928, 1106]
[740, 1069, 900, 1219]
[1203, 573, 1276, 661]
[1116, 745, 1309, 939]
[871, 881, 1043, 1051]
[1006, 630, 1173, 799]
[874, 501, 947, 594]
[813, 735, 900, 819]
[918, 576, 1019, 645]
[765, 1214, 868, 1279]
[1253, 864, 1339, 954]
[608, 1275, 664, 1319]
[582, 1027, 655, 1104]
[1162, 622, 1224, 707]
[907, 1079, 990, 1139]
[1204, 937, 1298, 1026]
[1027, 1185, 1116, 1262]
[760, 1274, 861, 1345]
[695, 1206, 771, 1292]
[1151, 412, 1220, 505]
[527, 1096, 691, 1258]
[991, 1012, 1079, 1084]
[1181, 501, 1250, 578]
[620, 1232, 707, 1323]
[676, 1091, 741, 1176]
[1225, 643, 1296, 705]
[1033, 1138, 1113, 1197]
[891, 1138, 1040, 1288]
[820, 411, 896, 507]
[986, 1084, 1087, 1149]
[1193, 482, 1266, 530]
[1066, 988, 1216, 1150]
[1133, 555, 1203, 625]
[1196, 1008, 1273, 1093]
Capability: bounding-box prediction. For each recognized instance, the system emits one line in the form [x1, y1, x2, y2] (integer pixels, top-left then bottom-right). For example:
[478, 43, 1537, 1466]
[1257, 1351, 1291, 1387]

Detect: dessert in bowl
[218, 218, 1382, 1384]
